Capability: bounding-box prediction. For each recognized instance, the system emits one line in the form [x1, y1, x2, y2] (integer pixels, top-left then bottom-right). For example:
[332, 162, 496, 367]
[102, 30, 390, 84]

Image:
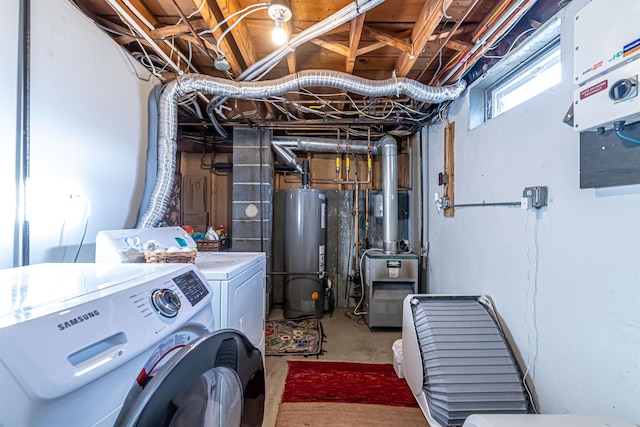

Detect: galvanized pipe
[378, 135, 398, 254]
[272, 143, 303, 173]
[272, 136, 375, 155]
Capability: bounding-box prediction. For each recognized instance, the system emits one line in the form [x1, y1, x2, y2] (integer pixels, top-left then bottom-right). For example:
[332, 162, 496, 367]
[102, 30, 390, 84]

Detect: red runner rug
[281, 360, 418, 408]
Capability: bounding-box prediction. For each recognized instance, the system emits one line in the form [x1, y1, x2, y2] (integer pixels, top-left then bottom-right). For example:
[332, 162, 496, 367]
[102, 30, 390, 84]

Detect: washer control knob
[151, 289, 181, 318]
[609, 78, 637, 101]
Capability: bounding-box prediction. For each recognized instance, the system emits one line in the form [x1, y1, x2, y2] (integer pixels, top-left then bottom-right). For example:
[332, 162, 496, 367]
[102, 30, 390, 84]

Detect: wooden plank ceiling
[71, 0, 561, 140]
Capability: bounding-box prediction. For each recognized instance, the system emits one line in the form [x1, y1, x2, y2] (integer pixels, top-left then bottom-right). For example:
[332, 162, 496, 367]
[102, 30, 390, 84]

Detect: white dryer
[0, 263, 264, 427]
[95, 227, 266, 354]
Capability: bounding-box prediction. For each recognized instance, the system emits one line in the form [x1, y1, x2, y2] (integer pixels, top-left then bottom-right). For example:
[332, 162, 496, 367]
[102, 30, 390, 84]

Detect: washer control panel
[172, 270, 210, 306]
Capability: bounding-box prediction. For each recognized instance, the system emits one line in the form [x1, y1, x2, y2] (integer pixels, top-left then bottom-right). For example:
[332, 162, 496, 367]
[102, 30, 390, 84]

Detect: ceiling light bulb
[272, 20, 288, 45]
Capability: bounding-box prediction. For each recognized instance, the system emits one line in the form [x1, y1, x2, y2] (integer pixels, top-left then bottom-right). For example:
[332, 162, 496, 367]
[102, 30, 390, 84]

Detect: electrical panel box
[182, 175, 208, 229]
[522, 186, 548, 209]
[572, 0, 640, 132]
[573, 0, 640, 86]
[574, 59, 640, 132]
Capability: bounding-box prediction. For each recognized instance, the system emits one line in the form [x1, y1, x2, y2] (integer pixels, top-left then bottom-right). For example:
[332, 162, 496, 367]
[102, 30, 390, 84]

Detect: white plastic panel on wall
[426, 0, 640, 423]
[24, 0, 158, 263]
[573, 0, 640, 85]
[574, 59, 640, 131]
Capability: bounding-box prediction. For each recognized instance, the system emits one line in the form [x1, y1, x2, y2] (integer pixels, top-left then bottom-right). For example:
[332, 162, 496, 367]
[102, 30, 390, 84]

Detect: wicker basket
[144, 249, 198, 263]
[196, 237, 229, 252]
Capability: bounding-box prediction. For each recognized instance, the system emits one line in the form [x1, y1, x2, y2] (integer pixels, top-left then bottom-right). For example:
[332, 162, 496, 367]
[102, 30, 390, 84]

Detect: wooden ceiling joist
[346, 14, 365, 73]
[310, 38, 350, 57]
[172, 0, 217, 66]
[356, 29, 411, 57]
[122, 0, 158, 28]
[191, 0, 245, 75]
[362, 25, 411, 54]
[446, 39, 474, 52]
[106, 0, 195, 74]
[395, 0, 454, 77]
[214, 0, 257, 68]
[442, 0, 537, 84]
[149, 19, 209, 39]
[417, 0, 480, 82]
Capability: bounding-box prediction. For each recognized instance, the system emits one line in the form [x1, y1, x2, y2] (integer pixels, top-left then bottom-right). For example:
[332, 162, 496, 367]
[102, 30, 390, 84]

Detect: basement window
[487, 42, 562, 119]
[467, 14, 562, 130]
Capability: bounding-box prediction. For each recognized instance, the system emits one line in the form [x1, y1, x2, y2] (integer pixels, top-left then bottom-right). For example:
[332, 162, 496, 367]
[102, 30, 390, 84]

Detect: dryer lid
[195, 252, 265, 280]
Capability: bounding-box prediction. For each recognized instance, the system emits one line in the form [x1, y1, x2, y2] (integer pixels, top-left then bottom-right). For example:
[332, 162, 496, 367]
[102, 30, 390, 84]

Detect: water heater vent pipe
[272, 135, 398, 254]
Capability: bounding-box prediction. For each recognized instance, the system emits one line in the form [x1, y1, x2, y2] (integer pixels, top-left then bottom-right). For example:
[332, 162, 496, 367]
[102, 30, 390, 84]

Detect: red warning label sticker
[580, 80, 608, 100]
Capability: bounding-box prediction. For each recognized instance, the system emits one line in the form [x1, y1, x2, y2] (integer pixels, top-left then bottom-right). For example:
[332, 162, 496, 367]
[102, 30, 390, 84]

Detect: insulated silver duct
[136, 71, 466, 228]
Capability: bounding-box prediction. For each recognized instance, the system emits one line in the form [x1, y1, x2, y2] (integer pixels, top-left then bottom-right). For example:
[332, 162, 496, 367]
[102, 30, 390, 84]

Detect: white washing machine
[95, 227, 266, 354]
[0, 263, 264, 427]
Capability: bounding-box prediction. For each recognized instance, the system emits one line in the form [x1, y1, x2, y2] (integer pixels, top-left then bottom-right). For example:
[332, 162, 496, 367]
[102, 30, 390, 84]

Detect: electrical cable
[616, 129, 640, 144]
[483, 27, 536, 59]
[72, 195, 92, 263]
[199, 2, 268, 37]
[343, 93, 397, 120]
[478, 295, 539, 413]
[215, 5, 269, 53]
[120, 48, 154, 82]
[59, 194, 92, 263]
[522, 213, 541, 413]
[95, 22, 189, 42]
[441, 0, 453, 20]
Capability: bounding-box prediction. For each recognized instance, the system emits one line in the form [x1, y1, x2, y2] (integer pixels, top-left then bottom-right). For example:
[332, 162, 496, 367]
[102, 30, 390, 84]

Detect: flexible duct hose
[136, 71, 466, 228]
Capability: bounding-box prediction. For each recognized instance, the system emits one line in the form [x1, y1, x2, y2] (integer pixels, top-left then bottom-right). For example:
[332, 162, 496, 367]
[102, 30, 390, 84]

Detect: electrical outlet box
[522, 186, 548, 209]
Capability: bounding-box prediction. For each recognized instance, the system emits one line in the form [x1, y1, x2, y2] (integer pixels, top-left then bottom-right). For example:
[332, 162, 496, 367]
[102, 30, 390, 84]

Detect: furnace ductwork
[136, 71, 466, 228]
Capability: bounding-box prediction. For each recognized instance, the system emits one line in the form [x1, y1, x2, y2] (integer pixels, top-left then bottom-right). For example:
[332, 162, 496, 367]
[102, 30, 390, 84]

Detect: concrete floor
[262, 307, 402, 427]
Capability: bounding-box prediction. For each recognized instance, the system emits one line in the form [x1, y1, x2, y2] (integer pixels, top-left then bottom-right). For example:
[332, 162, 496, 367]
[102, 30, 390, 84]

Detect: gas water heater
[283, 188, 327, 318]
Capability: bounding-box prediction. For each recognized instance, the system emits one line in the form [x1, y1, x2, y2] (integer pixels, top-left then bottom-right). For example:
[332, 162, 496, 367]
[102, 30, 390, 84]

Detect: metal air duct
[272, 143, 303, 173]
[136, 71, 466, 228]
[272, 137, 375, 155]
[377, 135, 398, 254]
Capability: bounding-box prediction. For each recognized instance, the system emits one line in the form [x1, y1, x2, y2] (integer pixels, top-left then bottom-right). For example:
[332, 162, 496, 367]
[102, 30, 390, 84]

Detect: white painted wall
[0, 1, 20, 268]
[426, 0, 640, 423]
[2, 0, 158, 266]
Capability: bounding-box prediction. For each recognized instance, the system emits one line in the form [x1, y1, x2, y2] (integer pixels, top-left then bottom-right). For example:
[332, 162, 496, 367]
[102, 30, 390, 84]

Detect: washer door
[115, 330, 264, 427]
